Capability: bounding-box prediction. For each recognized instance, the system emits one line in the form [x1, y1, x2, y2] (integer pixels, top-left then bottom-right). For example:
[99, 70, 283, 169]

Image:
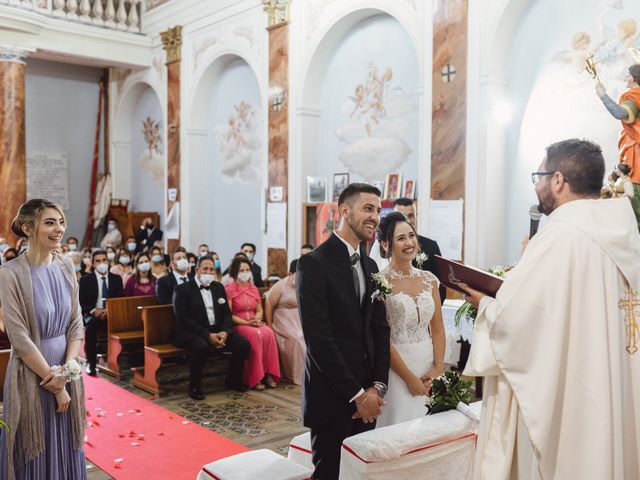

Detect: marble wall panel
[166, 61, 180, 253]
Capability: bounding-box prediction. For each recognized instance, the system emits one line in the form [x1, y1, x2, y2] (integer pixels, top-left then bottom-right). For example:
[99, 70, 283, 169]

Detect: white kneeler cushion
[287, 431, 313, 470]
[199, 449, 312, 480]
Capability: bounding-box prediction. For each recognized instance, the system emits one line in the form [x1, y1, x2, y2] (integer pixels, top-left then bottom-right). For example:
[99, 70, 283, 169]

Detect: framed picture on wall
[307, 176, 327, 203]
[373, 180, 385, 195]
[384, 173, 402, 200]
[332, 173, 350, 202]
[403, 179, 415, 199]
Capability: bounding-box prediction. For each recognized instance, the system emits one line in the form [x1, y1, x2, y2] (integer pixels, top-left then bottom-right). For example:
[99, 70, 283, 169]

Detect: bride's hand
[421, 364, 445, 390]
[405, 374, 429, 397]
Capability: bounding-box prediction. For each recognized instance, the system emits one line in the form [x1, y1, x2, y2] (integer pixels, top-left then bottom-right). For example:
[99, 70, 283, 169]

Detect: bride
[375, 212, 446, 427]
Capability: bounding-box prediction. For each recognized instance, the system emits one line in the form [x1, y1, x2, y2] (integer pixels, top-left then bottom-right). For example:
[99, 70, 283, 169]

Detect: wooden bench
[103, 295, 158, 378]
[131, 304, 186, 396]
[0, 349, 10, 402]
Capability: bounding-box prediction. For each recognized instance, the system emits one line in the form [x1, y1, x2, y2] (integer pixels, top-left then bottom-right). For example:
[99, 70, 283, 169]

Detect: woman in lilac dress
[0, 199, 86, 479]
[124, 253, 157, 297]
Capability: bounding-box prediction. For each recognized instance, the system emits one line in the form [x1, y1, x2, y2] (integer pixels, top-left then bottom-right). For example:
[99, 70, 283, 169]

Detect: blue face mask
[214, 259, 221, 269]
[74, 263, 82, 272]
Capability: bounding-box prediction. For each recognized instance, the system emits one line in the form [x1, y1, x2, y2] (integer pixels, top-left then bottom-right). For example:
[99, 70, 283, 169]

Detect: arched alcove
[186, 54, 264, 266]
[112, 81, 165, 219]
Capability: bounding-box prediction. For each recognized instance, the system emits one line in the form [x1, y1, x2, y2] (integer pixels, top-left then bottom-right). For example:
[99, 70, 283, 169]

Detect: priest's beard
[536, 183, 558, 216]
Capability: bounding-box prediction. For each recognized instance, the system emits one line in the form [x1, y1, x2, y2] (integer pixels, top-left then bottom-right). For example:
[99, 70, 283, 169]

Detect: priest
[460, 138, 640, 480]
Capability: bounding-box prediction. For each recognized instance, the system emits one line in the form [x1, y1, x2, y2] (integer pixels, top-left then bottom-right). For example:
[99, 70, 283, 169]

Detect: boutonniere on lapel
[370, 272, 392, 303]
[415, 252, 428, 268]
[218, 298, 226, 305]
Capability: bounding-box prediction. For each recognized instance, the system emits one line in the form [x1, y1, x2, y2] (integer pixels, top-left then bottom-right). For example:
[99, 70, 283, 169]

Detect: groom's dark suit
[297, 233, 390, 479]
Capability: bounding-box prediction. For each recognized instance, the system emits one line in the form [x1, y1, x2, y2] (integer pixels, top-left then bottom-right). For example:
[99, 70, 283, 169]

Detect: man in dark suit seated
[156, 246, 193, 304]
[393, 197, 447, 302]
[135, 216, 163, 252]
[240, 242, 263, 287]
[79, 249, 124, 376]
[172, 255, 250, 400]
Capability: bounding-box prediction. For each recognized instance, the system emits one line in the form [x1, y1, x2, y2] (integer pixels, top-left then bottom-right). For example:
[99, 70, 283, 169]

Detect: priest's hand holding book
[458, 283, 486, 309]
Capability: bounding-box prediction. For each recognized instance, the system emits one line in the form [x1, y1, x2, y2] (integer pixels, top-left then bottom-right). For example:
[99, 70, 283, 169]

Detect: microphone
[529, 205, 542, 239]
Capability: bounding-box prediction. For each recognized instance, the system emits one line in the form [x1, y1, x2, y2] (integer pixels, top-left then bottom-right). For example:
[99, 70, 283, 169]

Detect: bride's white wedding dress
[376, 267, 438, 428]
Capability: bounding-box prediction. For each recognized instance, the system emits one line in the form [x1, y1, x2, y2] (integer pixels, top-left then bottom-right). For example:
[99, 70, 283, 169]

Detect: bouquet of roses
[425, 370, 473, 415]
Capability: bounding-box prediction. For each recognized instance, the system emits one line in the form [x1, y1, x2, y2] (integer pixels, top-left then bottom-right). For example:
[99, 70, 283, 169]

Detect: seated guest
[187, 252, 198, 276]
[150, 245, 168, 279]
[225, 257, 280, 391]
[1, 247, 18, 265]
[300, 243, 314, 256]
[221, 252, 249, 286]
[110, 247, 133, 285]
[80, 248, 93, 276]
[79, 249, 124, 375]
[60, 244, 69, 253]
[210, 250, 222, 281]
[124, 253, 157, 297]
[0, 236, 9, 256]
[105, 246, 117, 267]
[198, 244, 210, 258]
[65, 251, 83, 279]
[156, 247, 193, 304]
[135, 216, 162, 252]
[265, 259, 305, 385]
[15, 237, 27, 254]
[66, 236, 79, 251]
[100, 218, 123, 249]
[173, 255, 251, 399]
[240, 242, 264, 287]
[125, 235, 138, 255]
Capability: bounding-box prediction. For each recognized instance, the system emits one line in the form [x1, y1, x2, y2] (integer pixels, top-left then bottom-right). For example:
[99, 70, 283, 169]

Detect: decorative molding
[112, 67, 133, 98]
[160, 25, 182, 64]
[0, 45, 30, 64]
[192, 36, 219, 71]
[305, 0, 332, 41]
[263, 0, 290, 29]
[233, 25, 256, 48]
[146, 0, 170, 10]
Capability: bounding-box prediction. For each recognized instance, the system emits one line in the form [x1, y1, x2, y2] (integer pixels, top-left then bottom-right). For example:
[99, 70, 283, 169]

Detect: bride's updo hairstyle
[11, 198, 65, 240]
[376, 211, 418, 259]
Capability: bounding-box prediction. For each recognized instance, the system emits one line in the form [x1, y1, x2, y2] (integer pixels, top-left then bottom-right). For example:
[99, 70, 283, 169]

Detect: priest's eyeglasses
[531, 172, 555, 185]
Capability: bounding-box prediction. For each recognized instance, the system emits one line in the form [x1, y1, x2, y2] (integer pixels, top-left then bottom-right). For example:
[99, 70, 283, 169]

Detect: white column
[183, 128, 209, 251]
[112, 140, 133, 200]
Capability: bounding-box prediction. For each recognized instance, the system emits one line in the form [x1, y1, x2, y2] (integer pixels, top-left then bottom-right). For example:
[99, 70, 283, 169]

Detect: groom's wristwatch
[372, 381, 388, 398]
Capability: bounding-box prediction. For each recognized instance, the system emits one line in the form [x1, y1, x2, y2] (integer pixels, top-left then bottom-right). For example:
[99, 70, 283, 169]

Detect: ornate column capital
[0, 45, 34, 65]
[160, 25, 182, 65]
[263, 0, 290, 30]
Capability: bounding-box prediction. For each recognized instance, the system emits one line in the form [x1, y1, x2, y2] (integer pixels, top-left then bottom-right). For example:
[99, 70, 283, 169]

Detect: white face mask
[244, 253, 254, 262]
[74, 263, 81, 272]
[127, 242, 137, 251]
[152, 254, 163, 263]
[95, 263, 109, 275]
[199, 250, 209, 257]
[176, 258, 190, 272]
[189, 262, 196, 268]
[237, 271, 253, 283]
[119, 256, 131, 265]
[67, 243, 77, 251]
[199, 274, 215, 286]
[83, 257, 91, 266]
[107, 223, 116, 232]
[0, 243, 8, 253]
[137, 262, 151, 273]
[107, 252, 116, 261]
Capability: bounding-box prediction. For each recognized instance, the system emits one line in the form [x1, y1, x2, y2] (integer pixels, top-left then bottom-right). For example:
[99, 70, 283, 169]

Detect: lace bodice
[382, 267, 438, 345]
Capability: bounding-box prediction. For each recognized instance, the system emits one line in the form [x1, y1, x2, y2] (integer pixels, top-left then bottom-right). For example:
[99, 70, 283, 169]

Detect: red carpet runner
[83, 375, 248, 479]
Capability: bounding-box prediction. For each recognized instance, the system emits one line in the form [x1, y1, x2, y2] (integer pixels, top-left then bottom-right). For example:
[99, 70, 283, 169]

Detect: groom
[297, 183, 390, 479]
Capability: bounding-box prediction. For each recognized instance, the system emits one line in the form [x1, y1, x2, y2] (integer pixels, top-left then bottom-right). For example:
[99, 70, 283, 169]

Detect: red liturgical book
[434, 255, 504, 297]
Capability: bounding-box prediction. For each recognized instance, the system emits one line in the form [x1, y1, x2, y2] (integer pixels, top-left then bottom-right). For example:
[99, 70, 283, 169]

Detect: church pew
[104, 295, 158, 379]
[131, 304, 186, 396]
[0, 349, 10, 401]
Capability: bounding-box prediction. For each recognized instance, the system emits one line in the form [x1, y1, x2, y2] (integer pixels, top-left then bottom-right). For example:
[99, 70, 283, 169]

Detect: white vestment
[465, 198, 640, 480]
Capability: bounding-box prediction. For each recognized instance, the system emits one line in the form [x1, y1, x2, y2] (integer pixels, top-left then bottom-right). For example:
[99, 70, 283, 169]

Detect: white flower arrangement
[56, 359, 82, 382]
[370, 272, 392, 303]
[217, 297, 226, 305]
[415, 251, 428, 268]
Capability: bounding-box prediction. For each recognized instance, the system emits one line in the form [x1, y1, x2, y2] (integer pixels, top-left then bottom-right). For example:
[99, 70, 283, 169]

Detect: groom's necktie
[350, 252, 361, 303]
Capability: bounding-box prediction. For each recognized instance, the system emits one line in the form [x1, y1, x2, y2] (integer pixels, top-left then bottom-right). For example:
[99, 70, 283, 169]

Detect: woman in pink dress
[124, 253, 157, 297]
[265, 259, 305, 385]
[225, 257, 280, 391]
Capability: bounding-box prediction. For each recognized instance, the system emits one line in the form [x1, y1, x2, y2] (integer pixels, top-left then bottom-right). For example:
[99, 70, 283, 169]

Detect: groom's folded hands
[352, 387, 385, 423]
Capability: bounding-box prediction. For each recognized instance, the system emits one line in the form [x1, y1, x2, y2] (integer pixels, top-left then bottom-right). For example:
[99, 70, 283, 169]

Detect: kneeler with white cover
[197, 449, 312, 480]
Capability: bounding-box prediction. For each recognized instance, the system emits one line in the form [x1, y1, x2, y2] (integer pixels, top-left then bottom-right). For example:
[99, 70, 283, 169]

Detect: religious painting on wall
[139, 117, 164, 187]
[314, 202, 341, 246]
[307, 176, 327, 202]
[373, 180, 385, 194]
[214, 100, 261, 183]
[384, 173, 402, 200]
[335, 63, 416, 182]
[403, 179, 415, 199]
[332, 173, 350, 202]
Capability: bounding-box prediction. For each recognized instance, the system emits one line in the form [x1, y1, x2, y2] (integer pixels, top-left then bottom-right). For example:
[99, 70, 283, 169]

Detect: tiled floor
[87, 358, 306, 479]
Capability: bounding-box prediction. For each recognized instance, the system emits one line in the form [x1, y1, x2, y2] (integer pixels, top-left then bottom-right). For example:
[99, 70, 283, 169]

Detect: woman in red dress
[225, 257, 280, 390]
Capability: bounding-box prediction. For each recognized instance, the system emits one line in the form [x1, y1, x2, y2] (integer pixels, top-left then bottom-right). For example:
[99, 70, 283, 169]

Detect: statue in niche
[335, 63, 416, 182]
[214, 100, 261, 183]
[139, 116, 164, 187]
